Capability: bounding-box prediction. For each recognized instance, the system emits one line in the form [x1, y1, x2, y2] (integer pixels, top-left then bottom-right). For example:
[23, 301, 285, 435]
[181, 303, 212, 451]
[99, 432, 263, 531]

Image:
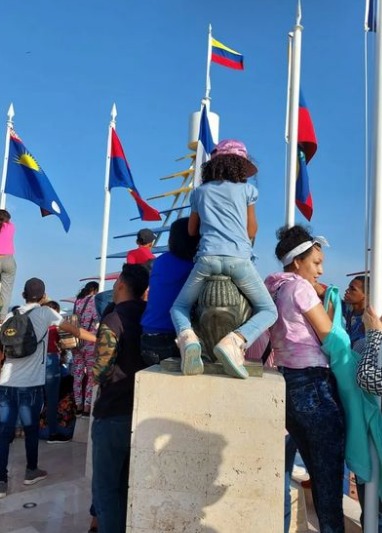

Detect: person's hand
[313, 282, 327, 302]
[363, 305, 382, 331]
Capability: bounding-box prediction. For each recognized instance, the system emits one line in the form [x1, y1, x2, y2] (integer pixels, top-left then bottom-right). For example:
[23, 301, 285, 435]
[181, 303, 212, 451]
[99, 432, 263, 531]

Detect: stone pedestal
[127, 366, 285, 532]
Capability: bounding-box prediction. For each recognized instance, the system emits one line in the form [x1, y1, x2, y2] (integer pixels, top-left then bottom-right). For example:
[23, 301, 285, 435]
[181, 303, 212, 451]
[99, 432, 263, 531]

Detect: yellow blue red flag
[211, 37, 244, 70]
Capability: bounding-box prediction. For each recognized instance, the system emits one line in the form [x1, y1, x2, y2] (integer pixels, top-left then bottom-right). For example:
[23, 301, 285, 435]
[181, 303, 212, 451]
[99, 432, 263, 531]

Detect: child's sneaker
[0, 481, 7, 498]
[213, 332, 249, 379]
[176, 329, 203, 375]
[23, 468, 47, 485]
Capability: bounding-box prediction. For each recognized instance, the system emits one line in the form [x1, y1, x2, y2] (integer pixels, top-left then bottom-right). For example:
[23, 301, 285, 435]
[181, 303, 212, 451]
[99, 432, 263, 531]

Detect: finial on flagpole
[7, 103, 14, 122]
[111, 103, 117, 121]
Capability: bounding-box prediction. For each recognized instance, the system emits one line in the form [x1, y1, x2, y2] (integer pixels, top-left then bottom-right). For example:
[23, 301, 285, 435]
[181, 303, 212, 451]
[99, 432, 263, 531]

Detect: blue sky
[0, 0, 368, 309]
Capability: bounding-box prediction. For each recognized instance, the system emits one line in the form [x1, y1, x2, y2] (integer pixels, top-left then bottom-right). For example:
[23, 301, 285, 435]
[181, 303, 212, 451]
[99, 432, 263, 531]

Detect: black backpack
[0, 308, 44, 359]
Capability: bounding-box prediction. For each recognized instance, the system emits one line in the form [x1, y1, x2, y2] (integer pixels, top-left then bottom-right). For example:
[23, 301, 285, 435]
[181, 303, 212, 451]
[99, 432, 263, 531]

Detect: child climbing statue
[170, 139, 277, 379]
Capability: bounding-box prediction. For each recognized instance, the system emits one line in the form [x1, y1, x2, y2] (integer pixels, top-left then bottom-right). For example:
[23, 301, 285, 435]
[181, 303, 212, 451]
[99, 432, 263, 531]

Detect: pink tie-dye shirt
[264, 272, 328, 369]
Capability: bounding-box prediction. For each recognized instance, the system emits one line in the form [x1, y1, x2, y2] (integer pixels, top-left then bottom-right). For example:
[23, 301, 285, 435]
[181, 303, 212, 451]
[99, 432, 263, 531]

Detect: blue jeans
[45, 353, 61, 435]
[280, 367, 345, 533]
[0, 385, 44, 482]
[170, 256, 277, 345]
[92, 415, 132, 533]
[141, 332, 179, 366]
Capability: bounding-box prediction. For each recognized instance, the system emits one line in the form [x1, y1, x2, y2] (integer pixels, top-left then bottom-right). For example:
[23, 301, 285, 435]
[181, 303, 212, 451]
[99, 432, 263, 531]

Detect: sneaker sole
[46, 440, 72, 444]
[213, 346, 249, 379]
[23, 475, 47, 485]
[181, 343, 204, 375]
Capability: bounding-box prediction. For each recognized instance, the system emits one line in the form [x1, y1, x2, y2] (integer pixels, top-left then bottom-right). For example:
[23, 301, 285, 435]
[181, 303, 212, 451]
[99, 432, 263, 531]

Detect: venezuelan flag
[295, 92, 317, 221]
[211, 37, 244, 70]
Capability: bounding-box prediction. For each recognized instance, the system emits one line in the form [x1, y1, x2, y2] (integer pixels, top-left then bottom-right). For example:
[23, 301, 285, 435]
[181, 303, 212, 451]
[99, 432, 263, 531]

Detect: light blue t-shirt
[190, 180, 257, 258]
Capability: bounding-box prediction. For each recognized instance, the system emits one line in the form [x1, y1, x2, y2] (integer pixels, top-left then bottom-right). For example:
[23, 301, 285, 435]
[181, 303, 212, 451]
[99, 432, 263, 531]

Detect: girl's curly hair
[201, 154, 255, 184]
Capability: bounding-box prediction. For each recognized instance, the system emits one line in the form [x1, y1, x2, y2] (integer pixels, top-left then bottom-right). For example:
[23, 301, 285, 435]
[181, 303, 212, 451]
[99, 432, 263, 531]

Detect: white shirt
[0, 303, 63, 387]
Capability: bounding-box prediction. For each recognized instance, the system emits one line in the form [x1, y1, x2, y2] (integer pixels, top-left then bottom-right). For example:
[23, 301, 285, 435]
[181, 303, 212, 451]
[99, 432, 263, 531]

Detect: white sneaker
[213, 332, 249, 379]
[292, 465, 309, 482]
[176, 329, 203, 375]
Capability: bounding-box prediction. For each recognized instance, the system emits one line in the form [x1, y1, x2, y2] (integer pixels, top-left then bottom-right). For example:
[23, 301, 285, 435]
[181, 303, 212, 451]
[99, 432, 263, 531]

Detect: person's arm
[92, 322, 118, 385]
[58, 321, 96, 343]
[313, 282, 334, 319]
[247, 204, 258, 241]
[303, 302, 332, 342]
[356, 330, 382, 394]
[188, 212, 200, 237]
[356, 305, 382, 394]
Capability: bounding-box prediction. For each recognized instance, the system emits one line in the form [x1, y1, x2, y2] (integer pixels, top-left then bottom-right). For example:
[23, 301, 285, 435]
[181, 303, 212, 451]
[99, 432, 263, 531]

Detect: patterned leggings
[72, 344, 96, 409]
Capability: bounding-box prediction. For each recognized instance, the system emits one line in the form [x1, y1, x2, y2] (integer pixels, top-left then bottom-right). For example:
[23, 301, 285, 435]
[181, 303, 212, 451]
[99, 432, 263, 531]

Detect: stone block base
[127, 366, 285, 532]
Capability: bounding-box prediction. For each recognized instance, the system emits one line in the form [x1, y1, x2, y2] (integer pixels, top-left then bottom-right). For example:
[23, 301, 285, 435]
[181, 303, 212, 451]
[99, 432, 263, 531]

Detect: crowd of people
[0, 140, 382, 533]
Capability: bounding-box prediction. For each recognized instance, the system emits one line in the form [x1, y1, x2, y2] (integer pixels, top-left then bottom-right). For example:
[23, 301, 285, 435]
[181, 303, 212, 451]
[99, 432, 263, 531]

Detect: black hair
[168, 217, 200, 261]
[76, 281, 99, 299]
[201, 154, 254, 184]
[42, 300, 60, 313]
[275, 224, 320, 270]
[0, 209, 11, 232]
[120, 263, 149, 299]
[352, 275, 369, 294]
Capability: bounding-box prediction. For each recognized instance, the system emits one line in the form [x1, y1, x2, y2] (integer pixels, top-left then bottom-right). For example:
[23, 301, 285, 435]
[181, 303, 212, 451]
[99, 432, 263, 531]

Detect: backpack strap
[24, 307, 48, 345]
[75, 296, 93, 325]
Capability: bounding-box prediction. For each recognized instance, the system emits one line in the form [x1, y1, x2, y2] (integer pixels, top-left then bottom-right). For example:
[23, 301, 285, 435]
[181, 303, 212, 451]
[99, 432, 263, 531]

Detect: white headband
[280, 236, 330, 267]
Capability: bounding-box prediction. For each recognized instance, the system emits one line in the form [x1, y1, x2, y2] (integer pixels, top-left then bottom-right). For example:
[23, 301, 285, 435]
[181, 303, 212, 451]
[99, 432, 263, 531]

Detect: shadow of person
[128, 417, 227, 532]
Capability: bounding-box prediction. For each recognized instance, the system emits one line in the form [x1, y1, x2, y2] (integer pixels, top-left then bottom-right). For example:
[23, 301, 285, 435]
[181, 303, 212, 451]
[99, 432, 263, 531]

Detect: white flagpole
[205, 24, 212, 102]
[285, 34, 293, 144]
[285, 1, 303, 227]
[0, 103, 15, 209]
[365, 0, 382, 529]
[98, 103, 117, 293]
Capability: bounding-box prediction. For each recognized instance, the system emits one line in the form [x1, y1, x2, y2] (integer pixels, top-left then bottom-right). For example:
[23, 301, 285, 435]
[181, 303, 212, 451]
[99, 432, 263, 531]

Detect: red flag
[109, 129, 161, 221]
[295, 92, 317, 220]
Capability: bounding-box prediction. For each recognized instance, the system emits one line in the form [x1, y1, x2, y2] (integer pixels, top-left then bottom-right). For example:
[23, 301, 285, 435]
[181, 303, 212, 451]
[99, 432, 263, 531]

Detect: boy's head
[42, 300, 60, 313]
[344, 275, 369, 309]
[113, 264, 149, 303]
[168, 217, 200, 261]
[136, 228, 156, 247]
[23, 278, 46, 303]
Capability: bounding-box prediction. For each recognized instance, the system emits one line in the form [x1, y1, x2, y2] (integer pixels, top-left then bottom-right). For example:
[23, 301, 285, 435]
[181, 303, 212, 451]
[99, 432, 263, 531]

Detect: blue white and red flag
[295, 92, 317, 221]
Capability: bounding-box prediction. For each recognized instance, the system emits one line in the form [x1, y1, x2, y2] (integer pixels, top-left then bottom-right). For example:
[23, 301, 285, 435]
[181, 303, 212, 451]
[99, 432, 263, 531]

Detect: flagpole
[285, 33, 293, 144]
[98, 103, 117, 293]
[365, 0, 382, 529]
[205, 24, 212, 102]
[285, 0, 303, 227]
[0, 103, 15, 209]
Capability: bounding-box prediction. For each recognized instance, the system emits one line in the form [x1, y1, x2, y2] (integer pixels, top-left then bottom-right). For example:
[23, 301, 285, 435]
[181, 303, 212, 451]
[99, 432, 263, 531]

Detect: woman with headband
[265, 224, 345, 533]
